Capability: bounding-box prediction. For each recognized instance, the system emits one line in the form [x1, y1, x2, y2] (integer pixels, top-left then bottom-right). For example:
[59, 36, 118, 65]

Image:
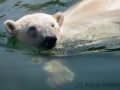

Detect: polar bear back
[64, 0, 120, 19]
[59, 0, 120, 44]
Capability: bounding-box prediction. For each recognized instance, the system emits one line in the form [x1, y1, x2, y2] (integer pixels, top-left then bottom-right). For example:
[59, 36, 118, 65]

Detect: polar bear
[4, 0, 120, 49]
[4, 0, 120, 88]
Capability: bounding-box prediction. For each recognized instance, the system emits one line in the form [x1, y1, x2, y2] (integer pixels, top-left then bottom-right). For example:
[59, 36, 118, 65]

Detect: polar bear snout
[36, 26, 58, 49]
[25, 25, 58, 49]
[42, 35, 57, 49]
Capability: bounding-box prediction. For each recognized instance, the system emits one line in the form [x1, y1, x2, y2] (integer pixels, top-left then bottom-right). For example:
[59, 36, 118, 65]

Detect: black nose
[43, 36, 57, 49]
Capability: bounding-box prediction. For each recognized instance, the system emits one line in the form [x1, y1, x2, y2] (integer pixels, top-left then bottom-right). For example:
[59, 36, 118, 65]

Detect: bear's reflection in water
[32, 57, 74, 88]
[44, 60, 74, 88]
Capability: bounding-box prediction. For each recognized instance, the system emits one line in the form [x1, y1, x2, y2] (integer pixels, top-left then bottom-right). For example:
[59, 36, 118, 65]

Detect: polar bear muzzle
[27, 25, 57, 49]
[37, 26, 57, 49]
[42, 35, 57, 49]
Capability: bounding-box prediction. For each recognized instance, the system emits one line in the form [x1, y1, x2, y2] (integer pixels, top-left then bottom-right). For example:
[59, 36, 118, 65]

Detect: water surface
[0, 0, 120, 90]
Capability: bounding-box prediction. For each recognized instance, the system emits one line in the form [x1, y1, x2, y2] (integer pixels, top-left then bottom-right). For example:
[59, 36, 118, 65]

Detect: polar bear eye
[51, 24, 54, 27]
[28, 26, 37, 37]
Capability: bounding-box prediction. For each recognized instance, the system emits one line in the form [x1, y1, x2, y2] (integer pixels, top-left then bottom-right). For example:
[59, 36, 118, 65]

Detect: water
[0, 0, 120, 90]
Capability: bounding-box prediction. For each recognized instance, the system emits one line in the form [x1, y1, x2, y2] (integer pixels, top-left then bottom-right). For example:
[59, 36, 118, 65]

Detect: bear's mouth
[42, 36, 57, 49]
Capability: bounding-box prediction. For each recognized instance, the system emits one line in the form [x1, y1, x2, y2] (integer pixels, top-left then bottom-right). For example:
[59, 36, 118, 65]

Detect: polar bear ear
[4, 20, 18, 36]
[53, 12, 64, 27]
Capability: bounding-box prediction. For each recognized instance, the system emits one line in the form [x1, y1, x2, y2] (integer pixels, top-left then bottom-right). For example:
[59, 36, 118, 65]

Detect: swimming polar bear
[3, 0, 120, 88]
[4, 0, 120, 49]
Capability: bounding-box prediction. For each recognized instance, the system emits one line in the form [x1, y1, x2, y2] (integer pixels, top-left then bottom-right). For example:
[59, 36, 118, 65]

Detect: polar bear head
[4, 12, 64, 49]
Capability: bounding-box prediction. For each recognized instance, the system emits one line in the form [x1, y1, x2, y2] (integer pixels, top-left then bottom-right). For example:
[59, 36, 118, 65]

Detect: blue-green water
[0, 0, 120, 90]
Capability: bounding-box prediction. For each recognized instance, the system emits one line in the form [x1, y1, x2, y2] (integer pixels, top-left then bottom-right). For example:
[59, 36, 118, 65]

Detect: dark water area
[0, 0, 120, 90]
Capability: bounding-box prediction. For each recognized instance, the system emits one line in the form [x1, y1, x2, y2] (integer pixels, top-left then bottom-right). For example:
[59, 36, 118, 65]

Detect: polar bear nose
[43, 35, 57, 49]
